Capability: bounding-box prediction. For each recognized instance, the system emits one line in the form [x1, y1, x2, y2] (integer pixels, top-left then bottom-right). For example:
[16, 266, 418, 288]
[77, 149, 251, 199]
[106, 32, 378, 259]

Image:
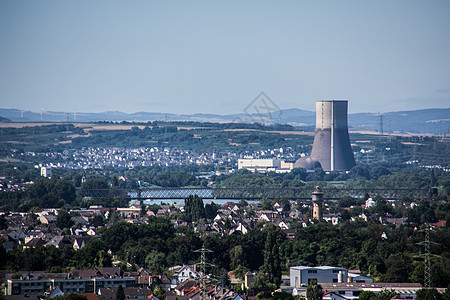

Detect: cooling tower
[310, 100, 355, 171]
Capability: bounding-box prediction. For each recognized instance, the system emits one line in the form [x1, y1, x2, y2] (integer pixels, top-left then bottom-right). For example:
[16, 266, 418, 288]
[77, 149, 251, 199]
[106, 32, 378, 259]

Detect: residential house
[24, 230, 45, 244]
[124, 267, 151, 287]
[150, 274, 175, 291]
[73, 236, 91, 251]
[282, 228, 298, 241]
[7, 229, 26, 242]
[116, 207, 141, 218]
[96, 286, 154, 299]
[289, 210, 302, 220]
[39, 214, 57, 224]
[276, 220, 290, 230]
[71, 216, 90, 226]
[172, 265, 200, 284]
[231, 222, 249, 235]
[323, 215, 343, 226]
[45, 235, 72, 248]
[23, 238, 46, 249]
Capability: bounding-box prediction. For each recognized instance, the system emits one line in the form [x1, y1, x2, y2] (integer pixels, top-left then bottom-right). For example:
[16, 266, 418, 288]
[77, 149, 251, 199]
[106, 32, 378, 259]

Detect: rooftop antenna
[40, 108, 43, 121]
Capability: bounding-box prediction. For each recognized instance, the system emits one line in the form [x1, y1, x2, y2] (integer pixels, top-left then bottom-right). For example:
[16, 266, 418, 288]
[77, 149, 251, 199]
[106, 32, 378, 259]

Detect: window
[333, 270, 340, 273]
[353, 291, 361, 296]
[307, 270, 317, 274]
[339, 291, 345, 295]
[333, 279, 338, 283]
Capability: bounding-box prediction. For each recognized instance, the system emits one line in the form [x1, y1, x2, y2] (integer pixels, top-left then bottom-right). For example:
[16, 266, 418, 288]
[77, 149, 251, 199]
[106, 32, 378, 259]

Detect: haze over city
[1, 0, 449, 115]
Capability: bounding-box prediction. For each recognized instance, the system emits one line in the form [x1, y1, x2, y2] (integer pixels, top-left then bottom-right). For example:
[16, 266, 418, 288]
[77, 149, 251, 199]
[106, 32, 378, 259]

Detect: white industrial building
[290, 266, 349, 287]
[238, 159, 293, 173]
[290, 266, 374, 288]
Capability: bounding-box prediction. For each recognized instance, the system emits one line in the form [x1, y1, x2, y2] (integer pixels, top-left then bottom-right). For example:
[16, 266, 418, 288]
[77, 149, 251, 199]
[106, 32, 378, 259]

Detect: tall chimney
[310, 100, 355, 171]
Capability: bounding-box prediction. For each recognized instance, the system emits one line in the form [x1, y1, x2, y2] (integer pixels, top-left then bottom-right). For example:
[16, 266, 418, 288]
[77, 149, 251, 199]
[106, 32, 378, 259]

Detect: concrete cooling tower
[309, 100, 355, 172]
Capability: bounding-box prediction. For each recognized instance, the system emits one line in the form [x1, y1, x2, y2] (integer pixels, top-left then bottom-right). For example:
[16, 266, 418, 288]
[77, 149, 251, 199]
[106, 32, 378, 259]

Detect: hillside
[0, 107, 448, 135]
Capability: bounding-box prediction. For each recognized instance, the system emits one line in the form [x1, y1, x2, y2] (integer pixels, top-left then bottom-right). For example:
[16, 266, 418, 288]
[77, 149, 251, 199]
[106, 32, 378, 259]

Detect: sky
[0, 0, 449, 115]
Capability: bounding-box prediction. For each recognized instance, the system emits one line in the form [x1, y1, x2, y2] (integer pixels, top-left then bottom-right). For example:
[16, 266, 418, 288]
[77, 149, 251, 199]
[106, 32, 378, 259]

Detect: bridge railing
[76, 187, 431, 200]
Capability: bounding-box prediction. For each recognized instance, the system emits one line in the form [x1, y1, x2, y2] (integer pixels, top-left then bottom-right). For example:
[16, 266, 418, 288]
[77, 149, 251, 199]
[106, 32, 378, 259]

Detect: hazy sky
[1, 1, 449, 115]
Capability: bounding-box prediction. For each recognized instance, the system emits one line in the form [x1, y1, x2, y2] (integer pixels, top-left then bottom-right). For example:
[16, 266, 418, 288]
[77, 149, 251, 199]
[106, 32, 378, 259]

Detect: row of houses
[4, 263, 440, 299]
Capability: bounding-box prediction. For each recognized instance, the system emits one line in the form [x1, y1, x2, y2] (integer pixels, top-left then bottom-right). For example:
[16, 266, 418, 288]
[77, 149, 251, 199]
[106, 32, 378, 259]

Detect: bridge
[76, 187, 431, 200]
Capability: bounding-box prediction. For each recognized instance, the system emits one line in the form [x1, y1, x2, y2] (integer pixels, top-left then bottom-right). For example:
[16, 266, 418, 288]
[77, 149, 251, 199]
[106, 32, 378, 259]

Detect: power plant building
[238, 159, 293, 173]
[295, 100, 355, 172]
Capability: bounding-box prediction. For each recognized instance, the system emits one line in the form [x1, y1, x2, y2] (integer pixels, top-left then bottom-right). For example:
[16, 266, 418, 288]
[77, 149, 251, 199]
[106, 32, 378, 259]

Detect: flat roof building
[290, 266, 348, 287]
[238, 158, 293, 173]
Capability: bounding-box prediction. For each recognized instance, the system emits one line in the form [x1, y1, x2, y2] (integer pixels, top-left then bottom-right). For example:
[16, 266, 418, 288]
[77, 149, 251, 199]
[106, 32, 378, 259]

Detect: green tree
[184, 195, 205, 221]
[56, 210, 74, 229]
[306, 281, 323, 300]
[233, 265, 249, 280]
[92, 214, 105, 227]
[230, 245, 246, 270]
[416, 288, 442, 300]
[153, 285, 166, 300]
[359, 291, 376, 300]
[0, 215, 7, 230]
[145, 251, 166, 274]
[116, 284, 125, 300]
[82, 178, 108, 189]
[255, 228, 281, 291]
[219, 268, 231, 288]
[273, 291, 298, 300]
[205, 202, 219, 219]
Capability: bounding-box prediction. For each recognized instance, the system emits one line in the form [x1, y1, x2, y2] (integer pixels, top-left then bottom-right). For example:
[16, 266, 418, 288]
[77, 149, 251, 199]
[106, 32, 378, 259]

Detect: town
[0, 177, 449, 299]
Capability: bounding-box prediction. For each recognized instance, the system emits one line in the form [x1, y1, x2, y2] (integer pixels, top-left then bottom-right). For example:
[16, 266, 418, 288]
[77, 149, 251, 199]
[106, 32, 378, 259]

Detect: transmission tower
[416, 226, 440, 288]
[194, 245, 213, 300]
[379, 113, 384, 137]
[423, 227, 431, 288]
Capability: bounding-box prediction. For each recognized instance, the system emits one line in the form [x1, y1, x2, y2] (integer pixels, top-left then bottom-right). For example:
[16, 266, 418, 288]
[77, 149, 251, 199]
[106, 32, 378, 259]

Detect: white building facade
[290, 266, 348, 287]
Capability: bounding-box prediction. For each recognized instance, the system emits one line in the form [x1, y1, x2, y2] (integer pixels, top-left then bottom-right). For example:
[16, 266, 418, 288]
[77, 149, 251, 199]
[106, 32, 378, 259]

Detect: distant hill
[0, 107, 448, 135]
[349, 108, 450, 135]
[0, 115, 11, 122]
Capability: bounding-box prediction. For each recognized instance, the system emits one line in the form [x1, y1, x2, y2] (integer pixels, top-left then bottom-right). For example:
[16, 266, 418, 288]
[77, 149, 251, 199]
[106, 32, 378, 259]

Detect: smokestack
[310, 100, 355, 171]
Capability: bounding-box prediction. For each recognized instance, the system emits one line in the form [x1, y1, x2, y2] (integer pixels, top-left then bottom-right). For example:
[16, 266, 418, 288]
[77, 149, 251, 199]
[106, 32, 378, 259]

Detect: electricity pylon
[416, 226, 440, 288]
[194, 245, 213, 299]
